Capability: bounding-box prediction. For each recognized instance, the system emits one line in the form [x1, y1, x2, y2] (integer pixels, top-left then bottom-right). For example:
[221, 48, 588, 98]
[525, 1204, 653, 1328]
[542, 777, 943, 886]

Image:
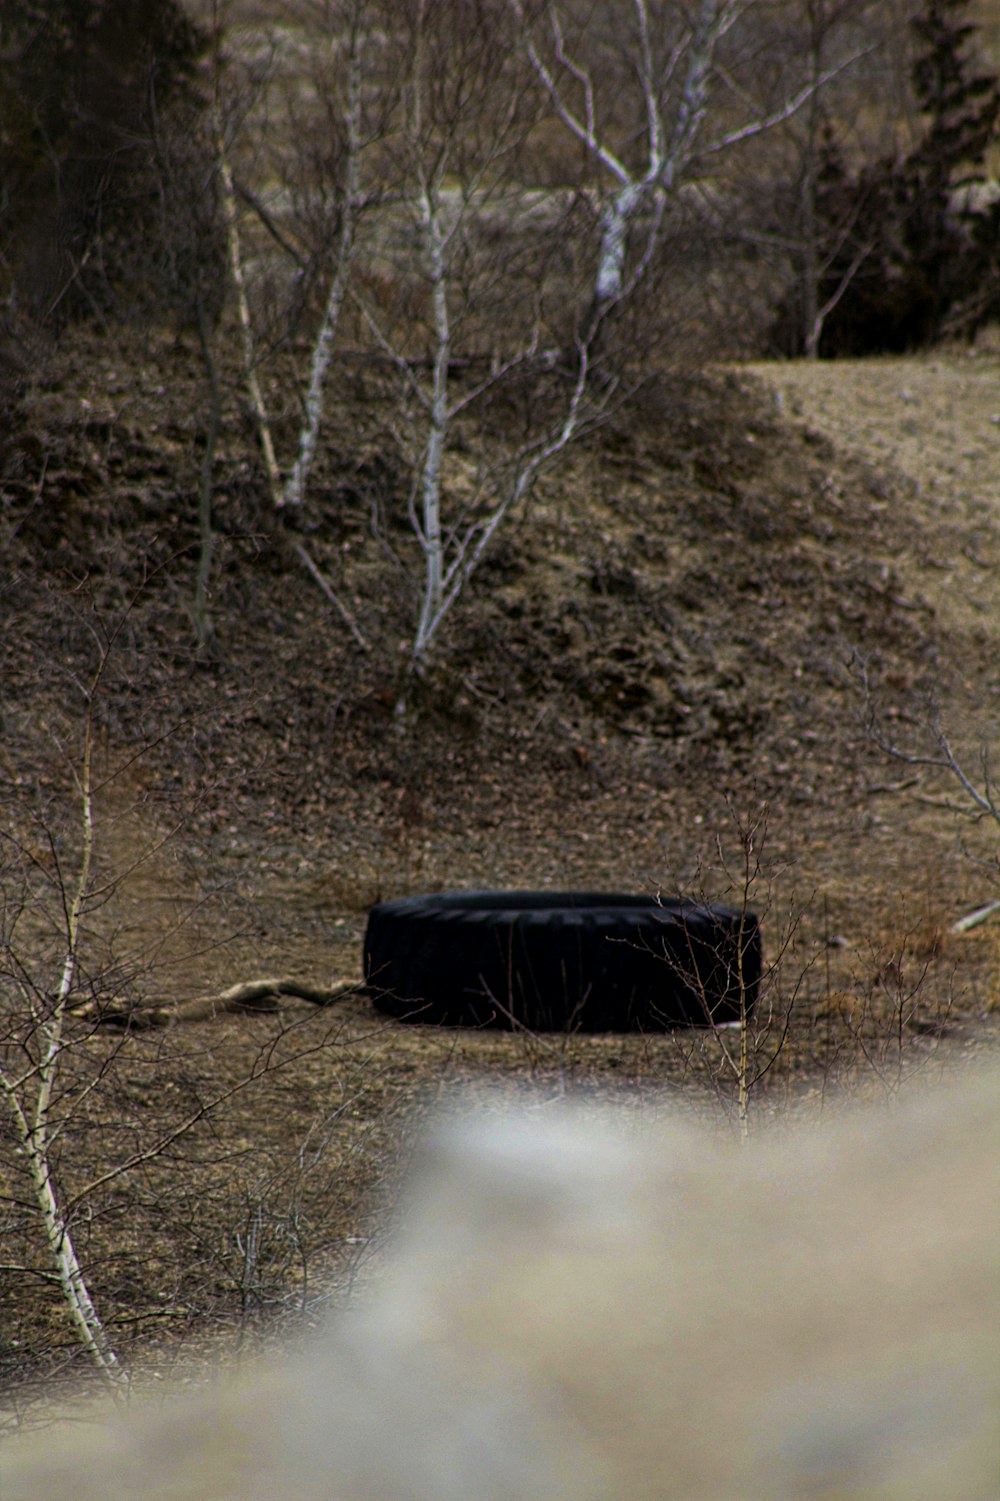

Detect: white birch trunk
[614, 0, 721, 308]
[521, 0, 726, 323]
[412, 183, 450, 662]
[215, 119, 282, 508]
[30, 1120, 124, 1381]
[283, 21, 364, 509]
[594, 182, 644, 307]
[666, 0, 721, 178]
[410, 346, 599, 663]
[0, 718, 125, 1387]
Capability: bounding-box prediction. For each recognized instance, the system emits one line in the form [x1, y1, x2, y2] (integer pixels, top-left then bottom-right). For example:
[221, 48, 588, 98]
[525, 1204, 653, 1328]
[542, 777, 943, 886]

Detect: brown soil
[1, 324, 998, 1412]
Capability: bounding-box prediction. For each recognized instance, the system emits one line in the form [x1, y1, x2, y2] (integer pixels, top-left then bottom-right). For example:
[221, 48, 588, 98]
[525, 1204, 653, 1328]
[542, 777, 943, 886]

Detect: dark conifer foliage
[0, 0, 217, 326]
[772, 0, 1000, 356]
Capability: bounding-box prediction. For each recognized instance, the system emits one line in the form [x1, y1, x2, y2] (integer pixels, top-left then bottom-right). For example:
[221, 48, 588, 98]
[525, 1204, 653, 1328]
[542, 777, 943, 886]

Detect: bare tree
[511, 0, 739, 329]
[0, 591, 367, 1392]
[213, 0, 381, 510]
[343, 0, 886, 685]
[509, 0, 877, 342]
[276, 1, 369, 512]
[348, 0, 630, 682]
[0, 608, 143, 1390]
[857, 657, 999, 931]
[208, 0, 373, 645]
[760, 0, 916, 356]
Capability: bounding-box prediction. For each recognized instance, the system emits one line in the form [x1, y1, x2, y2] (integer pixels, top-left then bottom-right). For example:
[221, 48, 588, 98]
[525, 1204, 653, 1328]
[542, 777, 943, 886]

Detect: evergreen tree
[0, 0, 214, 324]
[771, 0, 1000, 356]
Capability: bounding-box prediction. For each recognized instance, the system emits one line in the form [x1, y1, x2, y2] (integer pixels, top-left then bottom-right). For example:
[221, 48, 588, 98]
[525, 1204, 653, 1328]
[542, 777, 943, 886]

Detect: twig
[292, 543, 369, 651]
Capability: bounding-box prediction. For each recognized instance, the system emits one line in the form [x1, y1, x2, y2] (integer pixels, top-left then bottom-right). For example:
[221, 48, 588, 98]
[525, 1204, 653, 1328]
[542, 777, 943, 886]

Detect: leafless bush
[0, 589, 377, 1397]
[643, 797, 809, 1135]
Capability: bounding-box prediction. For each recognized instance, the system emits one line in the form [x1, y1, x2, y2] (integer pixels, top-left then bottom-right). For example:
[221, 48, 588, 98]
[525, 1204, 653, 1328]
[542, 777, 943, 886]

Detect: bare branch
[508, 0, 632, 186]
[214, 108, 282, 508]
[292, 542, 369, 651]
[702, 45, 879, 157]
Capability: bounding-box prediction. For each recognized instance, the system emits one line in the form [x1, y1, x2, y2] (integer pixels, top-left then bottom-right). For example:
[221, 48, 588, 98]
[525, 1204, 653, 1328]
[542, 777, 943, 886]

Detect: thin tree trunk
[283, 15, 363, 508]
[411, 178, 450, 665]
[213, 108, 282, 507]
[0, 710, 125, 1387]
[194, 298, 220, 649]
[801, 5, 823, 358]
[592, 182, 644, 316]
[30, 1125, 124, 1382]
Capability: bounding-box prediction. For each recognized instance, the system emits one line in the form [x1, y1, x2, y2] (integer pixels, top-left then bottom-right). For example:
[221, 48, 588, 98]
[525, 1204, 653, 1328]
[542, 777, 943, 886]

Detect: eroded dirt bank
[2, 330, 998, 1404]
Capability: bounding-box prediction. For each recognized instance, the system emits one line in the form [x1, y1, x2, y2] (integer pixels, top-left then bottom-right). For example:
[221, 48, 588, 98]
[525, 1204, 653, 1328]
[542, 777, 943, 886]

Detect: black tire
[364, 891, 760, 1032]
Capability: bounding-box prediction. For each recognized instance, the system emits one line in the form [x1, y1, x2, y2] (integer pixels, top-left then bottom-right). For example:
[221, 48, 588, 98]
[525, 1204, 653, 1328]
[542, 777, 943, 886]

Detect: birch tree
[510, 0, 879, 343]
[0, 621, 129, 1390]
[349, 0, 608, 678]
[278, 2, 369, 511]
[214, 0, 368, 514]
[0, 593, 368, 1385]
[366, 0, 885, 680]
[203, 0, 376, 647]
[512, 0, 740, 331]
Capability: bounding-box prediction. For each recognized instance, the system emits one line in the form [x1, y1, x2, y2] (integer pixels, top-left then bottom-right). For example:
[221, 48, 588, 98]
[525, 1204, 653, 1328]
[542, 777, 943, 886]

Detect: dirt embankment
[1, 327, 998, 1407]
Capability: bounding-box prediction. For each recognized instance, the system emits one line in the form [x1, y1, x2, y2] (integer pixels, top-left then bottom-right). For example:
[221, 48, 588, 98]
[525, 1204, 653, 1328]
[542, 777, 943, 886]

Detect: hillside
[1, 324, 998, 1401]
